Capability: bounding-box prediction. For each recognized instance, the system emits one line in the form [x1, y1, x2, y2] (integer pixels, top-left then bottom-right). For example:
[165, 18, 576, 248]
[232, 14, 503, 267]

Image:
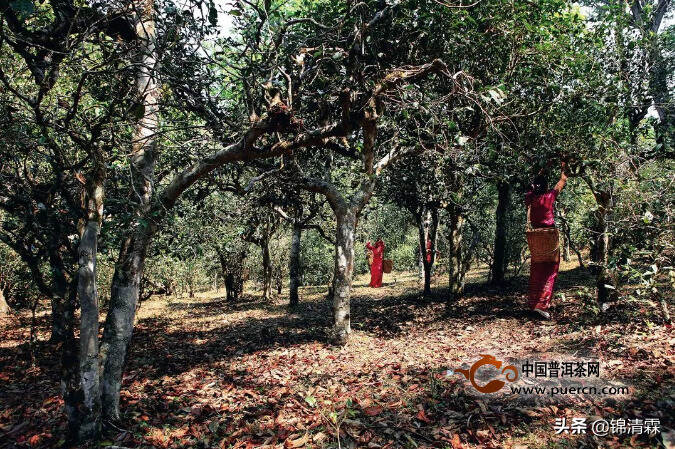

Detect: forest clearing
[2, 262, 673, 448]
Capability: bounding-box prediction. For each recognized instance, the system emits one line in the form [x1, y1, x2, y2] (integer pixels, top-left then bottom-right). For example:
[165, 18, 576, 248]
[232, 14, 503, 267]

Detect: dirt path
[1, 263, 673, 448]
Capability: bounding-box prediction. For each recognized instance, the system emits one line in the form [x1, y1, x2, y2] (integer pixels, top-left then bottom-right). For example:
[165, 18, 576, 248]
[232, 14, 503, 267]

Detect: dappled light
[0, 0, 672, 447]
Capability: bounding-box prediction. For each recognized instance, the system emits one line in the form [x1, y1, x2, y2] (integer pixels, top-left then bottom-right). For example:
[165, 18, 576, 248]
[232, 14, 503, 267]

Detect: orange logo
[455, 355, 519, 393]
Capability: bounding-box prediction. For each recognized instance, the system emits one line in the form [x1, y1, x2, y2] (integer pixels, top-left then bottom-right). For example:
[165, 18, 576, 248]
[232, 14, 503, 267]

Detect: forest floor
[1, 261, 673, 449]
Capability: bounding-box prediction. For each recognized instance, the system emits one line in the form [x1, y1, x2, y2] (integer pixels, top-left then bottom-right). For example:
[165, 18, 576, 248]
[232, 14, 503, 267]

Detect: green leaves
[304, 395, 317, 407]
[9, 0, 34, 18]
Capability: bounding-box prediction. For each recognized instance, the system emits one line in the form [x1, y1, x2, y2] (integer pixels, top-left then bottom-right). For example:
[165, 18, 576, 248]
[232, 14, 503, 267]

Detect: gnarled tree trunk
[99, 1, 159, 421]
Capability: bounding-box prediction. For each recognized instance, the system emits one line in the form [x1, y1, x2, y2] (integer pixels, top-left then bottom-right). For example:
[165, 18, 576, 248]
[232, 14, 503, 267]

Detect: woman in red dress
[425, 238, 439, 264]
[366, 239, 385, 288]
[526, 162, 568, 319]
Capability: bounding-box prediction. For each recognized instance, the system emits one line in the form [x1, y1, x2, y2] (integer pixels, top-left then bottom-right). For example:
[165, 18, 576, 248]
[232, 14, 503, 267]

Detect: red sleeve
[549, 189, 559, 201]
[366, 242, 373, 250]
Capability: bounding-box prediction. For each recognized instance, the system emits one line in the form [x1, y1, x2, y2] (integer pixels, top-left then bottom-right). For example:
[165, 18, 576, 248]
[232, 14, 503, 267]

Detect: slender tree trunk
[591, 192, 613, 305]
[99, 0, 158, 422]
[217, 249, 227, 295]
[61, 280, 81, 443]
[72, 169, 105, 442]
[289, 223, 302, 307]
[447, 207, 466, 300]
[0, 288, 9, 315]
[563, 233, 570, 262]
[217, 249, 232, 300]
[76, 219, 101, 440]
[417, 216, 430, 295]
[48, 244, 70, 343]
[560, 212, 571, 262]
[332, 209, 356, 344]
[650, 43, 673, 150]
[491, 181, 510, 284]
[417, 208, 438, 296]
[261, 237, 272, 300]
[100, 228, 153, 421]
[50, 297, 68, 343]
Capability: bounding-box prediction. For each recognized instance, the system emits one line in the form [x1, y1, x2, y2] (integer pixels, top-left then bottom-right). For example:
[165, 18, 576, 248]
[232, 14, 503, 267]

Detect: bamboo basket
[526, 206, 560, 263]
[383, 259, 393, 273]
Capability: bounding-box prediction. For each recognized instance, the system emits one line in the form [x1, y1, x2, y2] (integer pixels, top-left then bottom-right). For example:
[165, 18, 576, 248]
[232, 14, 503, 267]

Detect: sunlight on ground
[1, 262, 671, 448]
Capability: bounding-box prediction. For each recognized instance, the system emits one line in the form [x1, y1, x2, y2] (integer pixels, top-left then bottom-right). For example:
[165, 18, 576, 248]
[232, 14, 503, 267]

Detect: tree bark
[50, 297, 68, 343]
[100, 227, 154, 421]
[71, 166, 105, 442]
[76, 219, 102, 440]
[0, 288, 9, 315]
[559, 209, 571, 262]
[562, 233, 571, 262]
[61, 280, 81, 443]
[332, 209, 356, 344]
[47, 232, 70, 344]
[447, 207, 466, 300]
[417, 208, 438, 296]
[650, 39, 673, 151]
[491, 181, 510, 284]
[261, 236, 272, 300]
[99, 0, 159, 421]
[289, 223, 302, 307]
[590, 192, 613, 305]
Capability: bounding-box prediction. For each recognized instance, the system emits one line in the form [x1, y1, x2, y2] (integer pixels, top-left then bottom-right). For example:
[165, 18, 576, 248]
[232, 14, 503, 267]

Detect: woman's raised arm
[554, 161, 568, 193]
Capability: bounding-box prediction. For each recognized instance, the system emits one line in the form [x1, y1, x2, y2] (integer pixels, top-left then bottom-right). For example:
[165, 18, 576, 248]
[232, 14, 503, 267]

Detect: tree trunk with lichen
[332, 209, 356, 344]
[69, 168, 105, 442]
[590, 191, 614, 305]
[100, 0, 159, 422]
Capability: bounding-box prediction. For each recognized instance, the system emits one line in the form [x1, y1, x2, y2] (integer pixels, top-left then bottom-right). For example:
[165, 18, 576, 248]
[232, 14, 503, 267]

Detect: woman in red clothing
[425, 238, 440, 264]
[366, 239, 385, 288]
[526, 162, 568, 319]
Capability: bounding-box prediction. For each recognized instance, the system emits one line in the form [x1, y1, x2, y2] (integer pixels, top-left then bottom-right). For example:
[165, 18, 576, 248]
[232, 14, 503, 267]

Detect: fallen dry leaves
[0, 268, 672, 448]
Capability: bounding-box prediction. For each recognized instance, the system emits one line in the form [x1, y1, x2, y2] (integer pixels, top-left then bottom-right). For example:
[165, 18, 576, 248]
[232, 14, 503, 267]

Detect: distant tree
[381, 152, 443, 296]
